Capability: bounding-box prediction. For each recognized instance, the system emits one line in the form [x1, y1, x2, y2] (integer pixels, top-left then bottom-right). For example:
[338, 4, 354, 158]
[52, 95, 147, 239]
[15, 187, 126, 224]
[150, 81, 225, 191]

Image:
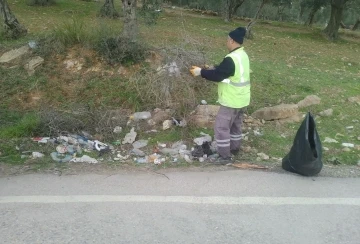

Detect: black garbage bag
[282, 112, 323, 176]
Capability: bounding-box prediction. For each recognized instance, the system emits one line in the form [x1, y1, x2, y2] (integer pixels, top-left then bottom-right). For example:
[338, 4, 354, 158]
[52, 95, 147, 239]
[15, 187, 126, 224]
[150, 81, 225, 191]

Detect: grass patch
[1, 2, 360, 166]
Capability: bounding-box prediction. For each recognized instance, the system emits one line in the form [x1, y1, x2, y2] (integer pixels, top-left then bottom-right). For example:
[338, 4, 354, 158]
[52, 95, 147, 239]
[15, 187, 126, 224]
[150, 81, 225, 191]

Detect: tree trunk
[121, 0, 138, 40]
[0, 0, 27, 38]
[222, 0, 231, 22]
[305, 5, 320, 26]
[323, 0, 348, 41]
[246, 0, 269, 39]
[351, 17, 359, 31]
[99, 0, 119, 18]
[231, 0, 246, 17]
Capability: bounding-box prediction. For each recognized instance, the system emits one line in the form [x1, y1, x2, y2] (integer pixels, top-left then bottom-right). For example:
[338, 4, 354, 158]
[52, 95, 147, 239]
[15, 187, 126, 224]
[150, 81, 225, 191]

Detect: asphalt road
[1, 170, 360, 244]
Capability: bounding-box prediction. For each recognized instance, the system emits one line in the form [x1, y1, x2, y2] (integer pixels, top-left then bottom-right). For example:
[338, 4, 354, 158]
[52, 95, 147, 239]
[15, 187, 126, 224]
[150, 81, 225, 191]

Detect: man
[190, 27, 251, 164]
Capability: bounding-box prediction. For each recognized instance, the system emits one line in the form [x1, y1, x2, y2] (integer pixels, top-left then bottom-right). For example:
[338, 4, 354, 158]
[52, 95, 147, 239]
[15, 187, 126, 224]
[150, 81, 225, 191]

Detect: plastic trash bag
[282, 112, 323, 176]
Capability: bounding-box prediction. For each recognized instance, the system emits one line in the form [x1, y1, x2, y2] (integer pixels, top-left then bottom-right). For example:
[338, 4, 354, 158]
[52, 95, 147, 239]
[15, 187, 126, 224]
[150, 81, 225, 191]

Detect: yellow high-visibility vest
[217, 47, 251, 108]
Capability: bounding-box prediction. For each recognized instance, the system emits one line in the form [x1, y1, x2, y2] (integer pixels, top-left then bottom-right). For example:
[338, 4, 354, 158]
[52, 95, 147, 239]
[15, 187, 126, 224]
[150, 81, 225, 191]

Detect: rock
[348, 96, 360, 105]
[297, 95, 321, 108]
[241, 146, 252, 153]
[163, 120, 173, 130]
[277, 113, 304, 124]
[342, 143, 354, 148]
[319, 109, 333, 117]
[324, 137, 339, 143]
[289, 95, 301, 100]
[257, 152, 270, 160]
[251, 104, 299, 121]
[0, 45, 30, 65]
[195, 105, 220, 117]
[122, 128, 137, 144]
[152, 109, 171, 124]
[24, 56, 44, 75]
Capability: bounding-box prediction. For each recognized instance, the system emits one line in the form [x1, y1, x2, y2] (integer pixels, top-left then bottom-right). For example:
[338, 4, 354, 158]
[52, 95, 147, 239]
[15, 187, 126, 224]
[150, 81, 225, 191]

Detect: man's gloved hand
[190, 66, 201, 77]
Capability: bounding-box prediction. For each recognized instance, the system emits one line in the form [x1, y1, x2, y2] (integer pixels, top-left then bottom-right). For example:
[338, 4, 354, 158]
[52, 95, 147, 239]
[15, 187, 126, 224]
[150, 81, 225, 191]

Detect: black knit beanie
[229, 27, 246, 44]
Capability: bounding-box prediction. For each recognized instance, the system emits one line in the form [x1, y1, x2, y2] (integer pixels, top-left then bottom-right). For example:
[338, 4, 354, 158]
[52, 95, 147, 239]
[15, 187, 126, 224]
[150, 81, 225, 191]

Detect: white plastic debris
[346, 126, 354, 130]
[131, 148, 146, 156]
[130, 111, 151, 121]
[113, 126, 123, 133]
[132, 140, 148, 149]
[70, 155, 98, 164]
[122, 128, 137, 144]
[201, 100, 207, 105]
[194, 132, 212, 146]
[32, 152, 44, 158]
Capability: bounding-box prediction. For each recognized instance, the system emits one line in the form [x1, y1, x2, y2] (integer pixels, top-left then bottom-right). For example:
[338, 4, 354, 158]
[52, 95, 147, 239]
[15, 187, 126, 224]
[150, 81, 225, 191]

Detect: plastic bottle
[131, 111, 151, 121]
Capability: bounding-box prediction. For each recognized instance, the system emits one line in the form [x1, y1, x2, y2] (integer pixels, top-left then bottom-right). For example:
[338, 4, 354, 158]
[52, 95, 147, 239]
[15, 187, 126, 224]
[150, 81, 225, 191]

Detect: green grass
[1, 2, 360, 166]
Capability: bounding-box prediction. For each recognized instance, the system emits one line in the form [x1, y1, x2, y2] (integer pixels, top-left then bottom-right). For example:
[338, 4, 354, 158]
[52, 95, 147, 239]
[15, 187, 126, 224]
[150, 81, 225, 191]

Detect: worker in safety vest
[190, 27, 250, 164]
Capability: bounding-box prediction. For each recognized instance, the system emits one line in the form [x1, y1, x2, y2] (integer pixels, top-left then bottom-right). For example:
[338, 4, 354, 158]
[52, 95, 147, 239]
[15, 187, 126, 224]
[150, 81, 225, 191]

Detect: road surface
[1, 169, 359, 244]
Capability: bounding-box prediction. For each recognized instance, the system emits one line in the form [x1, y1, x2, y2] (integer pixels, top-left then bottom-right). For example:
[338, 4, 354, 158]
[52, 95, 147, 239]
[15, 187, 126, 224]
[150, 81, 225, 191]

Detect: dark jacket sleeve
[200, 57, 235, 82]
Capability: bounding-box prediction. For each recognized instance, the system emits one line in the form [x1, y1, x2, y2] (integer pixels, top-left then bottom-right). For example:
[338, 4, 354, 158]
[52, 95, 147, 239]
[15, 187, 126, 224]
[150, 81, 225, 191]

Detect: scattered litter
[135, 157, 148, 164]
[342, 143, 354, 148]
[343, 147, 351, 152]
[131, 148, 146, 157]
[160, 148, 179, 156]
[183, 154, 192, 163]
[28, 40, 37, 49]
[113, 126, 122, 133]
[122, 128, 137, 144]
[130, 111, 151, 121]
[172, 117, 187, 127]
[201, 100, 207, 105]
[323, 147, 329, 151]
[70, 155, 98, 164]
[112, 140, 121, 145]
[324, 137, 339, 143]
[194, 132, 212, 146]
[50, 152, 72, 163]
[132, 140, 148, 149]
[158, 143, 167, 148]
[346, 126, 354, 130]
[32, 137, 50, 143]
[116, 154, 130, 161]
[232, 163, 268, 169]
[32, 152, 44, 158]
[253, 130, 263, 136]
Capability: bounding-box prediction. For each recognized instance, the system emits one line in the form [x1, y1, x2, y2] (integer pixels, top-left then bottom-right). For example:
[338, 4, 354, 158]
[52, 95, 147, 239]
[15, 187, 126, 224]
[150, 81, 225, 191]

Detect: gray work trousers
[214, 105, 244, 158]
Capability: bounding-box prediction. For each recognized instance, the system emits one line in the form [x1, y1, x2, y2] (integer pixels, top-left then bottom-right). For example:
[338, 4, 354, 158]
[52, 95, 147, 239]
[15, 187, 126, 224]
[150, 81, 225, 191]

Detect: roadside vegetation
[0, 0, 359, 168]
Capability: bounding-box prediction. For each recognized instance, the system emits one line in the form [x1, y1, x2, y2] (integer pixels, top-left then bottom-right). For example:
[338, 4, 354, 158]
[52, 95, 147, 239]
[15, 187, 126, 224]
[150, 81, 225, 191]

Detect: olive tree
[0, 0, 27, 38]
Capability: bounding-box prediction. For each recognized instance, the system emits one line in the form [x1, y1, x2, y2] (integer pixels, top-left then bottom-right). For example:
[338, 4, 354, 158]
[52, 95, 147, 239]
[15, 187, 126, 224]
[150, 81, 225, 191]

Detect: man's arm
[201, 57, 235, 82]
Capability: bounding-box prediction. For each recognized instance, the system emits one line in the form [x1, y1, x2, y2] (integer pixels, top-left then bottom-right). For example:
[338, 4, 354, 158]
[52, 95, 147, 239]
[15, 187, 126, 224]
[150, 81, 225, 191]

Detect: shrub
[96, 37, 148, 65]
[26, 0, 56, 6]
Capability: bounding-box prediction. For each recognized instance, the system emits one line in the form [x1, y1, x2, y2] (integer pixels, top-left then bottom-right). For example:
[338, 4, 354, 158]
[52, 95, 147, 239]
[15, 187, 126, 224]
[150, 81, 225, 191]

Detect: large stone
[297, 95, 321, 108]
[191, 105, 220, 127]
[151, 109, 171, 124]
[0, 45, 30, 65]
[277, 113, 304, 124]
[348, 96, 360, 105]
[251, 104, 299, 121]
[195, 105, 220, 117]
[319, 108, 333, 117]
[24, 56, 44, 75]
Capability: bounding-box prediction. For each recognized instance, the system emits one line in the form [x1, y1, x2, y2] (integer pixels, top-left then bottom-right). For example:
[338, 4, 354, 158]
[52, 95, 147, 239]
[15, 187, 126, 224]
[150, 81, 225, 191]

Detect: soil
[1, 160, 359, 178]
